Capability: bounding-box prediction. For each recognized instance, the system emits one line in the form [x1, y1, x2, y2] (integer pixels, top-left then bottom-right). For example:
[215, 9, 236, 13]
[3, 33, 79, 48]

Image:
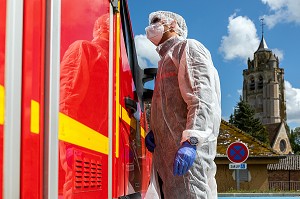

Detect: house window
[280, 139, 287, 152]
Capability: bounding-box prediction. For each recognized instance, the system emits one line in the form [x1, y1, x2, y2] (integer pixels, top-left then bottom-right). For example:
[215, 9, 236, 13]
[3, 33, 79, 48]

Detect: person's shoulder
[68, 40, 98, 49]
[61, 40, 98, 61]
[186, 38, 201, 45]
[185, 39, 211, 56]
[186, 39, 207, 50]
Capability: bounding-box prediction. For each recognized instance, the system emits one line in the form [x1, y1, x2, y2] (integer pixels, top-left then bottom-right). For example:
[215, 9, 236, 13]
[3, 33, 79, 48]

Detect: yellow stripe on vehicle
[140, 126, 146, 138]
[30, 100, 39, 134]
[121, 105, 136, 129]
[59, 113, 109, 155]
[115, 9, 121, 158]
[0, 85, 4, 125]
[120, 105, 146, 138]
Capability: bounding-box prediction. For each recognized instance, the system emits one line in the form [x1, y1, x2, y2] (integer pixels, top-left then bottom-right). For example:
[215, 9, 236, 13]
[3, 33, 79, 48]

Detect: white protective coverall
[149, 11, 221, 199]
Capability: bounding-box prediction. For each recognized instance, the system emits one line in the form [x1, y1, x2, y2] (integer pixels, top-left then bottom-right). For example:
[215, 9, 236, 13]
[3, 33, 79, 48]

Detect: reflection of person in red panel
[60, 14, 109, 130]
[59, 14, 109, 198]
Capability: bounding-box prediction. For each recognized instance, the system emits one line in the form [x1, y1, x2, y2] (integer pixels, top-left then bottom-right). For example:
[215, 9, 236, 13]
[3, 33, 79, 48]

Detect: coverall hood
[92, 14, 109, 43]
[149, 11, 188, 39]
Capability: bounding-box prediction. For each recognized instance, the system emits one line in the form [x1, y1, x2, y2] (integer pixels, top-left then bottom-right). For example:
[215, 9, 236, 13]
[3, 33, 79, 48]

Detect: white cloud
[134, 34, 160, 69]
[271, 48, 284, 61]
[261, 0, 300, 28]
[219, 13, 260, 61]
[285, 81, 300, 125]
[219, 13, 284, 62]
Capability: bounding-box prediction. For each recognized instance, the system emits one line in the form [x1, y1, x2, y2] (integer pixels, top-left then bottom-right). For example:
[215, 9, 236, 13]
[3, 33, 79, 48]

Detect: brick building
[267, 155, 300, 191]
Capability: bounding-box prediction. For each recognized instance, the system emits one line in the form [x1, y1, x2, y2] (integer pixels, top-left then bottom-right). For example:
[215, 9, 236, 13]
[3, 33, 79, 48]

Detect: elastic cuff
[180, 130, 190, 144]
[180, 130, 205, 146]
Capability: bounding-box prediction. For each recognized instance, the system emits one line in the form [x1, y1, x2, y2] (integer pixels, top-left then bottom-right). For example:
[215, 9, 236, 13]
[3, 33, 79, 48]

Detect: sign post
[226, 141, 249, 190]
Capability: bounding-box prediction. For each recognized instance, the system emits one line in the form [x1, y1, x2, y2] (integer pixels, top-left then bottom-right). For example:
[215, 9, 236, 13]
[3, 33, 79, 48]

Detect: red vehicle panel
[59, 0, 110, 198]
[21, 0, 46, 198]
[2, 0, 153, 198]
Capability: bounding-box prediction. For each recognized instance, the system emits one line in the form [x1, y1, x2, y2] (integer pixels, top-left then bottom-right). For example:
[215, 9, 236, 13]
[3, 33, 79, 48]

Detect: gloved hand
[145, 130, 156, 152]
[173, 141, 197, 176]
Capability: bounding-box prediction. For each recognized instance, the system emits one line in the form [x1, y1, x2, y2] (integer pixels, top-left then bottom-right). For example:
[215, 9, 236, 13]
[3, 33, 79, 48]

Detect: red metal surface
[21, 0, 46, 198]
[114, 13, 151, 197]
[1, 0, 151, 198]
[60, 0, 109, 138]
[58, 142, 108, 199]
[59, 0, 110, 198]
[119, 27, 137, 196]
[139, 112, 152, 197]
[0, 0, 6, 198]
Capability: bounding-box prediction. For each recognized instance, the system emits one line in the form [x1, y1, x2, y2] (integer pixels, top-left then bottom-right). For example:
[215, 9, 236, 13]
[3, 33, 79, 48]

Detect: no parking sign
[226, 141, 249, 163]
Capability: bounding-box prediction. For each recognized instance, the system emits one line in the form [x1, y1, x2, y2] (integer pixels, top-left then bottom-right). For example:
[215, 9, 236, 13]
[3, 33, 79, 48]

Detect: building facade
[268, 155, 300, 191]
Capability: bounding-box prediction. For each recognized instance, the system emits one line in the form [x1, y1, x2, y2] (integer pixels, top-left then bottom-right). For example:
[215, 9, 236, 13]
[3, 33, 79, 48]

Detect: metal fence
[269, 181, 300, 191]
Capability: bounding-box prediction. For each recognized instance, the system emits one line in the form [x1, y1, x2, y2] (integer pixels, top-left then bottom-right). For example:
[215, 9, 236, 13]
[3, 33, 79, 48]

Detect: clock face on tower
[279, 139, 287, 152]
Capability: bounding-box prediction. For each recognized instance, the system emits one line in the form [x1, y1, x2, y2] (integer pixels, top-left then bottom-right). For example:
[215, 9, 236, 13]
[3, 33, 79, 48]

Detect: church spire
[257, 35, 269, 51]
[256, 18, 270, 52]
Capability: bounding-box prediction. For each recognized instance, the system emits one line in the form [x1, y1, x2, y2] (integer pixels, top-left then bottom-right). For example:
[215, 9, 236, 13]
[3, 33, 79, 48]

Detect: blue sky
[127, 0, 300, 130]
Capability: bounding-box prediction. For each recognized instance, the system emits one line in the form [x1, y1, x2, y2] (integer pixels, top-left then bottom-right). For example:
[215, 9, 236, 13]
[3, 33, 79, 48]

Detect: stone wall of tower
[265, 80, 281, 124]
[277, 68, 287, 121]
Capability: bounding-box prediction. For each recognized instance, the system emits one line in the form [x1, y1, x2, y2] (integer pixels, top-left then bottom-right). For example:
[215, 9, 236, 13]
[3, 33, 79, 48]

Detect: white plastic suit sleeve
[178, 39, 221, 146]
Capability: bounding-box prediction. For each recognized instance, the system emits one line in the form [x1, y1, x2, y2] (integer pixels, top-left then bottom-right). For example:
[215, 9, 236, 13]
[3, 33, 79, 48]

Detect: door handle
[124, 97, 137, 114]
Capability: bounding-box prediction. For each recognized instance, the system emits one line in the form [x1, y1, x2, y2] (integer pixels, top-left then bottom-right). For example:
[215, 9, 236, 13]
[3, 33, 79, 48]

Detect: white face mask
[145, 23, 165, 46]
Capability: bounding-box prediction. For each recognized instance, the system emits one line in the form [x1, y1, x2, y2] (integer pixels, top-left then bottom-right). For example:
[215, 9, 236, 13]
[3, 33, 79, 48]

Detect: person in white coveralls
[144, 11, 221, 199]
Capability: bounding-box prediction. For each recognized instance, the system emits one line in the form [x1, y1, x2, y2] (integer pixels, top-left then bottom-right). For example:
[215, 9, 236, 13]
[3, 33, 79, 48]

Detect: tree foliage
[229, 97, 269, 144]
[289, 127, 300, 154]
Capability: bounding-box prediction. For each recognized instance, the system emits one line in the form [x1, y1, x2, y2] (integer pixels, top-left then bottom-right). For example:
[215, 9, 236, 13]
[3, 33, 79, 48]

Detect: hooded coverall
[150, 35, 221, 199]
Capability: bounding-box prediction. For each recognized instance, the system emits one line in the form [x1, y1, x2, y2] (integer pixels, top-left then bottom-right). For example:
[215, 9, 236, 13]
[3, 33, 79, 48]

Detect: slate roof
[264, 122, 282, 145]
[256, 35, 271, 52]
[217, 120, 280, 157]
[267, 155, 300, 170]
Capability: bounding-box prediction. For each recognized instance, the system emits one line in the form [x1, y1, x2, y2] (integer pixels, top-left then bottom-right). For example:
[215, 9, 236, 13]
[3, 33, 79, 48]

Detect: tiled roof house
[264, 122, 293, 154]
[268, 155, 300, 171]
[217, 120, 282, 158]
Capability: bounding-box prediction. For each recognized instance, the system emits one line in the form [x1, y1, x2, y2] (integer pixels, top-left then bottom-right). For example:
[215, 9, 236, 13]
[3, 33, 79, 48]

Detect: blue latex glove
[173, 141, 197, 176]
[145, 130, 155, 152]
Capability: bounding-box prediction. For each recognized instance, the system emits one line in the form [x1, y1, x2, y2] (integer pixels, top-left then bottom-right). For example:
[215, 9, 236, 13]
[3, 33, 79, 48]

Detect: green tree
[289, 127, 300, 154]
[229, 96, 269, 144]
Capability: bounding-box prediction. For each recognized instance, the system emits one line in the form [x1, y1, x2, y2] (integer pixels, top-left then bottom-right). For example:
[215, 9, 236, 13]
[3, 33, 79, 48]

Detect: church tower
[242, 21, 292, 154]
[242, 35, 286, 125]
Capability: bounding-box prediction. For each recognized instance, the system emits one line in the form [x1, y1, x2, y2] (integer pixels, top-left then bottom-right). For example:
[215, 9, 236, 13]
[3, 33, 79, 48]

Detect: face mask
[145, 23, 165, 46]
